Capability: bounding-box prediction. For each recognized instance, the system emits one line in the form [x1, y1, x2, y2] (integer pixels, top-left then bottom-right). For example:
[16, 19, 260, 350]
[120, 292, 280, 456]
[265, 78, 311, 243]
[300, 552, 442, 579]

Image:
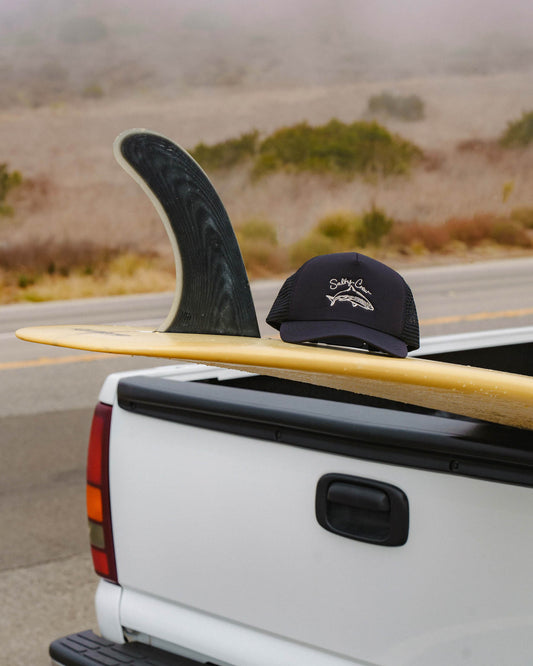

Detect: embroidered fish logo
[327, 278, 374, 311]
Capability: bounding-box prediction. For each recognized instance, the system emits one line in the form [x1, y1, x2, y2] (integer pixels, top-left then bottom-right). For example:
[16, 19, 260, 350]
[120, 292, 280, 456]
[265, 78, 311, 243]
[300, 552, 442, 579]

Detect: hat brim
[279, 320, 408, 358]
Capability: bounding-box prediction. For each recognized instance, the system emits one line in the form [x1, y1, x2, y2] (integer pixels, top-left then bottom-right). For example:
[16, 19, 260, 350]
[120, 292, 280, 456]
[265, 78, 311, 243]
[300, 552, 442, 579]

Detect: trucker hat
[266, 252, 419, 357]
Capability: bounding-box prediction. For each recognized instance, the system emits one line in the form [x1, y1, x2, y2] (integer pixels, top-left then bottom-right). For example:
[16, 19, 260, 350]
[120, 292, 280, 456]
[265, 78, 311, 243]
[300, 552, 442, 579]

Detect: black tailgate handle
[316, 474, 409, 546]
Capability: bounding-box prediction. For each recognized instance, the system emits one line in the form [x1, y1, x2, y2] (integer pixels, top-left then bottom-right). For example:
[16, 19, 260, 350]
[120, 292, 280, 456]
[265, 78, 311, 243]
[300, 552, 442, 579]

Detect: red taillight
[87, 402, 117, 583]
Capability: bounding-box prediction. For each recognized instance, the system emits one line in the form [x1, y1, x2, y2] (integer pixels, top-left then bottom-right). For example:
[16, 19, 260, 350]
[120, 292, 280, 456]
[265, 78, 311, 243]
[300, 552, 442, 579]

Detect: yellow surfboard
[15, 324, 533, 430]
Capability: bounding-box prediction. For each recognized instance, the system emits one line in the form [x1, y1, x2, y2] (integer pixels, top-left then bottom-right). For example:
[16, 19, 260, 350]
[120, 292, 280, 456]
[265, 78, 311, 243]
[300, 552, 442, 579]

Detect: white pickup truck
[48, 326, 533, 666]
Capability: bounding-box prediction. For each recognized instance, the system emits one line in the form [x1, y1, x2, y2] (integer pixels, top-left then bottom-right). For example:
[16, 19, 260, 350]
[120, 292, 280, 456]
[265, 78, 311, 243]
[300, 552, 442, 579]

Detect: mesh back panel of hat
[266, 273, 296, 329]
[401, 283, 420, 351]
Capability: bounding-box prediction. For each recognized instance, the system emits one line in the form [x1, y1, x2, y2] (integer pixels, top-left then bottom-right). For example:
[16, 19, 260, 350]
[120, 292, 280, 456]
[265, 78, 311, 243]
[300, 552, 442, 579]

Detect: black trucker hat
[266, 252, 419, 357]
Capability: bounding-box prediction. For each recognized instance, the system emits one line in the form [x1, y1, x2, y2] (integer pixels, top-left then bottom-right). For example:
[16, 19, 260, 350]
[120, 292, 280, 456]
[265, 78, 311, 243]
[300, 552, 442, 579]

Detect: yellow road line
[421, 306, 533, 326]
[0, 353, 114, 371]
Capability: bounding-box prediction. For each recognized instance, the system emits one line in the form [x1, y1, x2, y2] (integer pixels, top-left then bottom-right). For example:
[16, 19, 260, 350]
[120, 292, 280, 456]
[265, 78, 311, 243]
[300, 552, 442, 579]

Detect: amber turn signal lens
[86, 484, 103, 523]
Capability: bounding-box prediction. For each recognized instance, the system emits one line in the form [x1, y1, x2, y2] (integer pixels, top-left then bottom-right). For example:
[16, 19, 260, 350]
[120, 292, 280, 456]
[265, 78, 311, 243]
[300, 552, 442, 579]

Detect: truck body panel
[109, 375, 533, 665]
[52, 328, 533, 666]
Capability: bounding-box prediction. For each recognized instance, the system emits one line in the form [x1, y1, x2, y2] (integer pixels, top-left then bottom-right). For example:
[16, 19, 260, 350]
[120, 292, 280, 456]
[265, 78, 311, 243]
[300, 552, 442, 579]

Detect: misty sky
[1, 0, 533, 98]
[2, 0, 533, 40]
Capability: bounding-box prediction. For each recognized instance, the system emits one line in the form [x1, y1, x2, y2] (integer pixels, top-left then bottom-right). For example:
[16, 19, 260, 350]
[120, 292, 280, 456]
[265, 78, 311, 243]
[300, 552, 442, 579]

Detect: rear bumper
[50, 630, 207, 666]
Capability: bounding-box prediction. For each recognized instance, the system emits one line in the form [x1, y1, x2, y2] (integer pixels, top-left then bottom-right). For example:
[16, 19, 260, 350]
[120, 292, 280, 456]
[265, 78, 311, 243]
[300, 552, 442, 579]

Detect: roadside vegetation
[190, 131, 259, 170]
[0, 240, 173, 303]
[190, 119, 422, 178]
[500, 110, 533, 148]
[0, 164, 23, 217]
[4, 103, 533, 303]
[253, 120, 422, 177]
[3, 206, 532, 303]
[366, 91, 425, 122]
[285, 208, 533, 270]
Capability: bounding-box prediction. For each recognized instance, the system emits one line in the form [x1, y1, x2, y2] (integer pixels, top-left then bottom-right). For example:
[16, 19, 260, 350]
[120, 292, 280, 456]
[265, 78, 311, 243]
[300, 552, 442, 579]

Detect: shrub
[511, 207, 533, 228]
[389, 214, 532, 254]
[108, 253, 149, 278]
[0, 239, 125, 276]
[289, 207, 395, 267]
[357, 207, 394, 247]
[236, 218, 278, 245]
[316, 211, 361, 245]
[314, 207, 394, 249]
[253, 119, 422, 178]
[190, 131, 259, 171]
[367, 92, 425, 121]
[502, 180, 515, 203]
[456, 139, 502, 163]
[17, 274, 34, 289]
[236, 218, 286, 277]
[387, 222, 450, 253]
[289, 234, 338, 268]
[0, 164, 23, 216]
[239, 239, 287, 277]
[444, 215, 496, 246]
[500, 110, 533, 148]
[489, 220, 531, 247]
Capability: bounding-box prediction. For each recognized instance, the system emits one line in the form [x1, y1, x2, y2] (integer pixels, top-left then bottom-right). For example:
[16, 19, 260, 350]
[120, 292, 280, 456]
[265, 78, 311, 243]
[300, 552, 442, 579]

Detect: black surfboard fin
[114, 129, 260, 337]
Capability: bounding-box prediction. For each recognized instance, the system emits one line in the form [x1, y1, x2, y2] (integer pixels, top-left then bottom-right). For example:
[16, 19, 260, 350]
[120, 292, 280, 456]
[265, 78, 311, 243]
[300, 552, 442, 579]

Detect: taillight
[87, 402, 117, 583]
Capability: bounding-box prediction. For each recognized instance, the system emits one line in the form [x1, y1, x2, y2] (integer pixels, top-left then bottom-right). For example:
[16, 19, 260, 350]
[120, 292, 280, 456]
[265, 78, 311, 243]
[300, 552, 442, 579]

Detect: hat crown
[267, 253, 419, 357]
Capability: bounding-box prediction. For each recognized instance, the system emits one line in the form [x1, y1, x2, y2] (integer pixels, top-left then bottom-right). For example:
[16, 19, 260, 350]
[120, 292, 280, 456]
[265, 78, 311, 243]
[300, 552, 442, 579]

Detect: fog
[1, 0, 533, 106]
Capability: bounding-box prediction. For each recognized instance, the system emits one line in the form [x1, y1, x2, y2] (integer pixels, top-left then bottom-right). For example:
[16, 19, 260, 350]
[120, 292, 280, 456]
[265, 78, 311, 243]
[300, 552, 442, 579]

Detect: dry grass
[0, 240, 173, 303]
[7, 262, 175, 303]
[387, 214, 532, 254]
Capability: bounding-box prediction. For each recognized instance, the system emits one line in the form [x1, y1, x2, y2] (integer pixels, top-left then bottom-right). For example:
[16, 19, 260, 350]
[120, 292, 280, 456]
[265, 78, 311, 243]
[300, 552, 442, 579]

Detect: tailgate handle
[316, 474, 409, 547]
[327, 482, 390, 512]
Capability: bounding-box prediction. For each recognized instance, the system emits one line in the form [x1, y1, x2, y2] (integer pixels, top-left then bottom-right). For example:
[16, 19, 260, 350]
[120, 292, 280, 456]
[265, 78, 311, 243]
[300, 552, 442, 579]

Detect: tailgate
[109, 376, 533, 666]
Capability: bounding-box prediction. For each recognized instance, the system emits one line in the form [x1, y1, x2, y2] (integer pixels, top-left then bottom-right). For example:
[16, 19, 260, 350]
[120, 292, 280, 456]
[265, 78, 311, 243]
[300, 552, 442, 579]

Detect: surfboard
[15, 324, 533, 430]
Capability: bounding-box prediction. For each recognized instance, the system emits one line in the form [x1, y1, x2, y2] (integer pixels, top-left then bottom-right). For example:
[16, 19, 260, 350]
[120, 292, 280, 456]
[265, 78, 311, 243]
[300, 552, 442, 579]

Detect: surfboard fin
[114, 129, 260, 337]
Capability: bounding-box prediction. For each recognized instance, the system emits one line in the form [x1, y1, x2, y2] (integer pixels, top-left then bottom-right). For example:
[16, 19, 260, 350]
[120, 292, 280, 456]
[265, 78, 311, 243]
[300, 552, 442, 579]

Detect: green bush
[367, 92, 425, 121]
[500, 111, 533, 148]
[357, 207, 395, 247]
[253, 119, 422, 178]
[510, 206, 533, 228]
[489, 220, 531, 247]
[289, 234, 338, 268]
[314, 207, 394, 249]
[236, 218, 278, 245]
[0, 164, 22, 217]
[315, 211, 361, 245]
[235, 218, 287, 277]
[18, 274, 35, 289]
[289, 207, 394, 267]
[190, 131, 259, 171]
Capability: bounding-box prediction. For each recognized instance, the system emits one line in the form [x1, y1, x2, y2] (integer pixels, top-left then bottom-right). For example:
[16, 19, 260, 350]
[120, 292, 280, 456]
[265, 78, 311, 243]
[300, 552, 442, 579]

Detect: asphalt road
[2, 257, 533, 665]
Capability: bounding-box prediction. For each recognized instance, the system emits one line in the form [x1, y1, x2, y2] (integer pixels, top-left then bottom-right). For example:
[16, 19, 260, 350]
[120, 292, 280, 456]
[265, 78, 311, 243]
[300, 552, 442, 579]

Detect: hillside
[2, 0, 533, 300]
